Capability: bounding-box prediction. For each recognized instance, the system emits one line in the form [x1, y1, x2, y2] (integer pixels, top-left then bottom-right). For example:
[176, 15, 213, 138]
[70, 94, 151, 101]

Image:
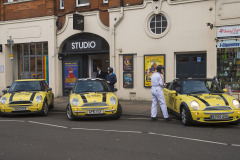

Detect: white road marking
[0, 120, 25, 122]
[71, 128, 142, 133]
[28, 121, 68, 129]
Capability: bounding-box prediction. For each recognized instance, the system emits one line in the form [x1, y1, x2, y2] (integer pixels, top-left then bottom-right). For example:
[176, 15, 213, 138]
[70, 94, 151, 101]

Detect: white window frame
[148, 14, 168, 35]
[60, 0, 64, 9]
[103, 0, 108, 3]
[76, 0, 89, 7]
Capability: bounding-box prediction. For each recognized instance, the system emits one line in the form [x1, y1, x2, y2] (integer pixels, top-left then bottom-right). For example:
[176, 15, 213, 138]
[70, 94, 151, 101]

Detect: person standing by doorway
[106, 67, 117, 92]
[151, 65, 172, 122]
[96, 66, 105, 79]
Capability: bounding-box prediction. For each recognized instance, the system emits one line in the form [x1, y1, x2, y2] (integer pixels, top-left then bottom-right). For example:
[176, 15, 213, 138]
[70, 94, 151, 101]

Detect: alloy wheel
[182, 108, 186, 124]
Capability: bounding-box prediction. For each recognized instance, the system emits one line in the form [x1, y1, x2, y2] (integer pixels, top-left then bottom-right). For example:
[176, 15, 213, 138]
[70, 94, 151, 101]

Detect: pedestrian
[151, 65, 172, 122]
[96, 66, 105, 79]
[106, 67, 117, 92]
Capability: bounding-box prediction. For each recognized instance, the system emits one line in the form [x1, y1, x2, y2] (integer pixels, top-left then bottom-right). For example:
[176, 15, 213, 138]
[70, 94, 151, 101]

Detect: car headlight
[110, 96, 117, 105]
[232, 100, 239, 109]
[1, 97, 7, 104]
[72, 98, 79, 106]
[191, 101, 200, 110]
[35, 95, 42, 103]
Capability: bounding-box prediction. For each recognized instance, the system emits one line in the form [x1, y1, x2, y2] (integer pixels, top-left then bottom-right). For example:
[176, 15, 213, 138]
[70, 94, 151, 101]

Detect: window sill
[4, 0, 36, 5]
[76, 3, 89, 7]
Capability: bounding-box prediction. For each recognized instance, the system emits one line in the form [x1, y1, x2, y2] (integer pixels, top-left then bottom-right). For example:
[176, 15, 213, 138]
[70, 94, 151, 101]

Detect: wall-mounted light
[209, 7, 213, 11]
[206, 23, 213, 30]
[58, 55, 63, 60]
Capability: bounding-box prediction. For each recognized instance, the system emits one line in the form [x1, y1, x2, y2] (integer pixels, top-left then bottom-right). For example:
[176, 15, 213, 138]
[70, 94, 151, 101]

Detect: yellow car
[65, 78, 122, 120]
[164, 78, 240, 126]
[0, 79, 54, 116]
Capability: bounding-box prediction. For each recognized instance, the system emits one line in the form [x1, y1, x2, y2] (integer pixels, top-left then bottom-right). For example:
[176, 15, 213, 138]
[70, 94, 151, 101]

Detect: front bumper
[191, 110, 240, 123]
[0, 103, 44, 115]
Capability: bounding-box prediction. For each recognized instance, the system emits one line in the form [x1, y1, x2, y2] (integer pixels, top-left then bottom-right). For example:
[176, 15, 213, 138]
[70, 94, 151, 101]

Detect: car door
[42, 81, 51, 105]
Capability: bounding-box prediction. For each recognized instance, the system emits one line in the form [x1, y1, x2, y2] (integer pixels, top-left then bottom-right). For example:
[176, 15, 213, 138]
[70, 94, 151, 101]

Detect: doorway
[176, 53, 206, 79]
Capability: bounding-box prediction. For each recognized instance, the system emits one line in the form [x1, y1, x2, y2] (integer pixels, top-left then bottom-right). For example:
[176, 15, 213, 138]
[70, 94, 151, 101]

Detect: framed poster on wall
[64, 62, 78, 88]
[93, 59, 102, 72]
[123, 72, 133, 88]
[123, 55, 133, 71]
[144, 54, 165, 88]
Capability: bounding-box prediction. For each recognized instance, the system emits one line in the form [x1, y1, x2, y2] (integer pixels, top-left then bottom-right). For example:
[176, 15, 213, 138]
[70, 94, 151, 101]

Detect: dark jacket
[106, 73, 117, 91]
[96, 70, 105, 79]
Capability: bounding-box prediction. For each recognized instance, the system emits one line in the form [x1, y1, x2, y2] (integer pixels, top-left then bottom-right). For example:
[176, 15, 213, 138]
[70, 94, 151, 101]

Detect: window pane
[37, 57, 43, 79]
[156, 22, 161, 27]
[162, 16, 166, 21]
[162, 21, 167, 27]
[30, 57, 36, 78]
[156, 15, 161, 21]
[17, 45, 23, 57]
[19, 57, 23, 79]
[150, 16, 155, 22]
[162, 28, 166, 32]
[24, 58, 29, 71]
[79, 0, 89, 4]
[150, 22, 155, 28]
[151, 29, 155, 33]
[36, 43, 42, 55]
[156, 28, 161, 34]
[43, 43, 48, 55]
[178, 57, 189, 62]
[24, 44, 29, 56]
[30, 43, 35, 55]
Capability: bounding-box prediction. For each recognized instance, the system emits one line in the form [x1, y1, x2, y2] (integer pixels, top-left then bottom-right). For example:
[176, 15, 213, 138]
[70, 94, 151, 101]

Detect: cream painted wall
[109, 1, 216, 100]
[0, 16, 57, 97]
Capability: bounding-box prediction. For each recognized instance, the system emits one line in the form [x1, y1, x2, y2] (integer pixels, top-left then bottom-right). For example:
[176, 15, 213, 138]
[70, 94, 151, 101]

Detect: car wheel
[181, 106, 191, 126]
[113, 104, 122, 120]
[66, 105, 75, 121]
[49, 94, 54, 109]
[40, 101, 49, 116]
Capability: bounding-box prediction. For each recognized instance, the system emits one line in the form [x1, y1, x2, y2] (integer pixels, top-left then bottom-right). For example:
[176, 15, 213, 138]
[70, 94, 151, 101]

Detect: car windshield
[73, 81, 111, 93]
[8, 81, 43, 92]
[182, 80, 223, 94]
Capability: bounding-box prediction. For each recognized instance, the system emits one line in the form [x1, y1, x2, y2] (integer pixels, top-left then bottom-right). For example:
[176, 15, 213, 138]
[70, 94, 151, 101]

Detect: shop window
[148, 14, 168, 35]
[30, 43, 36, 55]
[24, 44, 29, 56]
[7, 0, 13, 2]
[103, 0, 108, 3]
[76, 0, 89, 7]
[36, 43, 42, 55]
[60, 0, 64, 9]
[178, 57, 189, 62]
[217, 48, 240, 91]
[43, 43, 48, 55]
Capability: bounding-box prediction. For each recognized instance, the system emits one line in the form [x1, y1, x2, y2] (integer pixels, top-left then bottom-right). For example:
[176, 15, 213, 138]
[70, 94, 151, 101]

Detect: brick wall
[109, 0, 143, 8]
[1, 0, 56, 21]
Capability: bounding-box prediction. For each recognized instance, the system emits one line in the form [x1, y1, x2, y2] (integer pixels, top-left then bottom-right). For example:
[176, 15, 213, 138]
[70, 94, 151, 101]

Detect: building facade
[1, 0, 239, 101]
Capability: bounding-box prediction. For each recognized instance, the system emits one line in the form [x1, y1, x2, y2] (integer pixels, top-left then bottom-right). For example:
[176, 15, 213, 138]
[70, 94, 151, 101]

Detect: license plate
[13, 107, 28, 111]
[87, 110, 104, 114]
[210, 115, 229, 119]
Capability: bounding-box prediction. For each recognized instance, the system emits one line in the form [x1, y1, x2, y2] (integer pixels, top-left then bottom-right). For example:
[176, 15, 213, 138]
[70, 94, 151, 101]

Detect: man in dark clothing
[96, 66, 105, 79]
[106, 67, 117, 92]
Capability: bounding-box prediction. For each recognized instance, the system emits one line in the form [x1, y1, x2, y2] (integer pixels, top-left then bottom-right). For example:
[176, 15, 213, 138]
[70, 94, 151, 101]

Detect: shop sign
[144, 55, 165, 87]
[66, 39, 102, 52]
[217, 40, 240, 48]
[217, 25, 240, 39]
[73, 14, 84, 31]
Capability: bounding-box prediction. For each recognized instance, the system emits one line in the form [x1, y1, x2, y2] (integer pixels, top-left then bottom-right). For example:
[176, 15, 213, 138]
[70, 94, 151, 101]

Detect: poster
[93, 59, 102, 72]
[65, 62, 78, 88]
[144, 55, 165, 87]
[123, 72, 133, 88]
[123, 55, 133, 71]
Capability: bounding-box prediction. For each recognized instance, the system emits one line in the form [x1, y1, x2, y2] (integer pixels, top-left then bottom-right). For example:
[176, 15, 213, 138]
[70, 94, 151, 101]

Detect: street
[0, 111, 240, 160]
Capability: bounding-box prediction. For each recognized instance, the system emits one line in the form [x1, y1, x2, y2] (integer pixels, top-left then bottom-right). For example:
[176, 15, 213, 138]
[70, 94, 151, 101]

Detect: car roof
[181, 78, 214, 81]
[77, 78, 106, 81]
[15, 79, 45, 82]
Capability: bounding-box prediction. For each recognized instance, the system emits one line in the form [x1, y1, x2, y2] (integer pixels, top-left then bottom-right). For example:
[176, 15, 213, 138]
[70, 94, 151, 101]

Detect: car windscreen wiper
[74, 91, 93, 93]
[189, 91, 209, 94]
[10, 90, 26, 93]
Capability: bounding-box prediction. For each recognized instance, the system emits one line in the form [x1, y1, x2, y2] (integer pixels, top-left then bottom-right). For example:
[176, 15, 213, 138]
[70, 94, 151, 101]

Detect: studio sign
[66, 39, 102, 51]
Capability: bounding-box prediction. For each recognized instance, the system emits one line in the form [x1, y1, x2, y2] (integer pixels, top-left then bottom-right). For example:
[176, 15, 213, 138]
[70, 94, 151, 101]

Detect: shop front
[216, 25, 240, 99]
[58, 33, 109, 96]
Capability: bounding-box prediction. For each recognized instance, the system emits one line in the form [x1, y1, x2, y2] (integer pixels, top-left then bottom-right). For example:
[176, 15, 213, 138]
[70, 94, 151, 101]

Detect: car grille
[81, 102, 109, 107]
[8, 101, 33, 107]
[203, 106, 232, 111]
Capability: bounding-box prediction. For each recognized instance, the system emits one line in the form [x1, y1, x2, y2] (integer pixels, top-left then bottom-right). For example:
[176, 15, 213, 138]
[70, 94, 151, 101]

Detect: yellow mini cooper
[164, 78, 240, 126]
[65, 78, 122, 120]
[0, 79, 54, 116]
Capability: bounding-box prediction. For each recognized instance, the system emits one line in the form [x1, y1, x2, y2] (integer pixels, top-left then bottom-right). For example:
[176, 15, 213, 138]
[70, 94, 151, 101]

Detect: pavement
[53, 97, 171, 118]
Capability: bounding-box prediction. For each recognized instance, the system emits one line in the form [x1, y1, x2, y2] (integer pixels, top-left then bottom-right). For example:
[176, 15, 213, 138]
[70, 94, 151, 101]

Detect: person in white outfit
[151, 65, 172, 122]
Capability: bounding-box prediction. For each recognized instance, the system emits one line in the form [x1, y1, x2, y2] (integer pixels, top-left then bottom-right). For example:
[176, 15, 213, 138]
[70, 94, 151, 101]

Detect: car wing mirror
[6, 86, 10, 88]
[113, 88, 118, 92]
[223, 88, 228, 92]
[2, 89, 7, 94]
[47, 88, 52, 92]
[170, 90, 176, 95]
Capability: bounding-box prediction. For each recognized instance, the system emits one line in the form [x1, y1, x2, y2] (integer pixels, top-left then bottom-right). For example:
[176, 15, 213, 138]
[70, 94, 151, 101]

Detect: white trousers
[151, 87, 169, 118]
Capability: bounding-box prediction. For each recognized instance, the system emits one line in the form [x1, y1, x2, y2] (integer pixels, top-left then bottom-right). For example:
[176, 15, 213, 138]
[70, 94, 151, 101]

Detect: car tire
[181, 106, 192, 126]
[66, 105, 75, 121]
[113, 104, 122, 120]
[49, 94, 54, 109]
[40, 101, 49, 116]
